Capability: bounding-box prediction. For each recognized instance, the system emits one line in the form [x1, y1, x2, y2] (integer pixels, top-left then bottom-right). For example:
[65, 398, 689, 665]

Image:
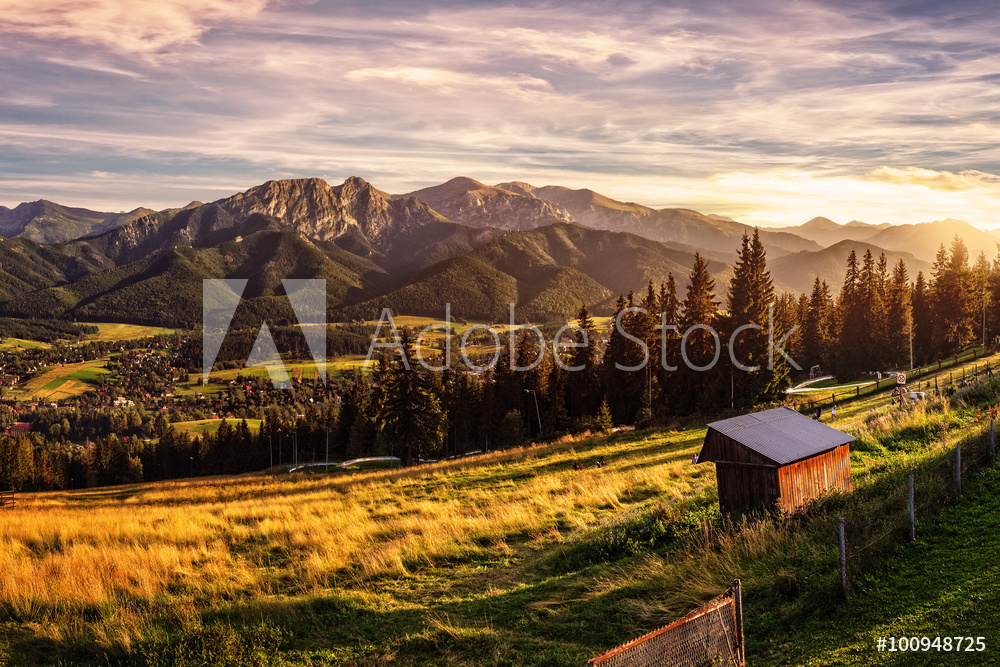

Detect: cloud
[344, 67, 553, 99]
[0, 0, 270, 55]
[866, 166, 1000, 191]
[1, 0, 1000, 225]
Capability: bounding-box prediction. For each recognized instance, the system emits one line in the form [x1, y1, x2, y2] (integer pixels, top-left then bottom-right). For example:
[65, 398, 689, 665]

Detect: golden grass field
[0, 337, 51, 351]
[0, 428, 710, 658]
[83, 323, 177, 342]
[170, 418, 264, 437]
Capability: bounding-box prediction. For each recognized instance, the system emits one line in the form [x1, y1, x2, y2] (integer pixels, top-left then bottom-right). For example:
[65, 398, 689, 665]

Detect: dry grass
[0, 429, 709, 653]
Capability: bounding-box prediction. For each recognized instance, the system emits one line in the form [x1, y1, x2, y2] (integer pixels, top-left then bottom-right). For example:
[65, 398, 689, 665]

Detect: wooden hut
[697, 406, 854, 514]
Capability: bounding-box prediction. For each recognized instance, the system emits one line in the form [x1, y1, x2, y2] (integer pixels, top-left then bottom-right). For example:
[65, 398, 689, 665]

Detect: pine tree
[566, 304, 600, 421]
[989, 250, 1000, 343]
[678, 253, 721, 412]
[973, 251, 990, 348]
[726, 230, 785, 406]
[802, 277, 831, 369]
[885, 259, 911, 367]
[837, 250, 867, 377]
[912, 272, 934, 363]
[377, 329, 445, 466]
[594, 398, 614, 433]
[932, 237, 973, 355]
[655, 274, 682, 417]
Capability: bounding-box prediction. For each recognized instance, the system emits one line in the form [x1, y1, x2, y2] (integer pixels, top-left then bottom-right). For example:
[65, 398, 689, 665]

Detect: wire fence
[586, 580, 744, 667]
[839, 418, 995, 593]
[789, 348, 995, 415]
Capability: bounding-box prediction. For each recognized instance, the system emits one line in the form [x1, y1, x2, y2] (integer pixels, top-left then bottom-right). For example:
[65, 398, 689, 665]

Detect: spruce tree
[678, 253, 721, 412]
[912, 272, 934, 363]
[932, 237, 973, 355]
[837, 250, 866, 377]
[726, 230, 784, 406]
[885, 259, 911, 367]
[377, 329, 444, 466]
[567, 303, 600, 421]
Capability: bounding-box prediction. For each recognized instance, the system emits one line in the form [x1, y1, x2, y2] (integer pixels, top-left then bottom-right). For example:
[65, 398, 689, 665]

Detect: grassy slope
[0, 350, 998, 665]
[754, 466, 1000, 666]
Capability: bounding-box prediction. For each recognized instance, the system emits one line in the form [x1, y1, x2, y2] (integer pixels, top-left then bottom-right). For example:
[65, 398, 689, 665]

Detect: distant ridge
[865, 219, 1000, 263]
[766, 217, 891, 247]
[0, 200, 149, 244]
[770, 240, 932, 294]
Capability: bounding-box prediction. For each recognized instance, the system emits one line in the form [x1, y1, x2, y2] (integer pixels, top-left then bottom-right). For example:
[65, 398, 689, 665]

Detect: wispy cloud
[0, 0, 271, 55]
[1, 0, 999, 228]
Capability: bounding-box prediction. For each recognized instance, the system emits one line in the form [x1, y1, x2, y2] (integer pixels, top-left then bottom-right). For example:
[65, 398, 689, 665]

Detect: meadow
[170, 418, 264, 437]
[0, 351, 998, 665]
[15, 359, 112, 401]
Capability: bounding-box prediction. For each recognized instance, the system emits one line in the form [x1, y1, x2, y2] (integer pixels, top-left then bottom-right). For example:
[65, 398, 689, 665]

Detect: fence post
[856, 386, 860, 397]
[733, 579, 745, 665]
[957, 444, 962, 499]
[839, 518, 847, 598]
[991, 418, 995, 467]
[909, 475, 915, 542]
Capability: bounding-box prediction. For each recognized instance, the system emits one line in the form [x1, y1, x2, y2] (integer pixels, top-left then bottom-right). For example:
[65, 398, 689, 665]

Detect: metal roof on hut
[697, 407, 855, 514]
[703, 406, 854, 465]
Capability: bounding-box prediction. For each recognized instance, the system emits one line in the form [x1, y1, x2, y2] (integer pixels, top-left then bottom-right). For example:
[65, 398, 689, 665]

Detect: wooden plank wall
[716, 462, 779, 514]
[776, 444, 853, 513]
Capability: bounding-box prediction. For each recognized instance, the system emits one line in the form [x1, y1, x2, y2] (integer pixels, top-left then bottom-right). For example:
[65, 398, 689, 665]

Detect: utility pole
[525, 389, 542, 432]
[909, 310, 913, 371]
[983, 288, 987, 348]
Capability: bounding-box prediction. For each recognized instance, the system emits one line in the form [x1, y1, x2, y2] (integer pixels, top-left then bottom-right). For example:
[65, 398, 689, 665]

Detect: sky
[2, 0, 1000, 228]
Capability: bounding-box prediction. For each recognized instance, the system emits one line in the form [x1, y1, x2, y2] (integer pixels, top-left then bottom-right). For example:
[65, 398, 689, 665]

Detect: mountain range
[0, 177, 994, 327]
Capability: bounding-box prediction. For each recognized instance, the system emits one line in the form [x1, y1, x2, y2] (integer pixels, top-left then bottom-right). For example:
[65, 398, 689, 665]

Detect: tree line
[796, 236, 998, 377]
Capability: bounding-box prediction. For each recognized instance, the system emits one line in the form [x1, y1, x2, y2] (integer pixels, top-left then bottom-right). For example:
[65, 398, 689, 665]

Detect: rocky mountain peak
[403, 177, 574, 231]
[218, 177, 442, 249]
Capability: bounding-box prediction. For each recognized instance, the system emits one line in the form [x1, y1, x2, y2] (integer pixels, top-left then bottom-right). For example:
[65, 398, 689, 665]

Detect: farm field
[83, 323, 178, 342]
[170, 418, 263, 437]
[15, 358, 111, 401]
[0, 337, 51, 351]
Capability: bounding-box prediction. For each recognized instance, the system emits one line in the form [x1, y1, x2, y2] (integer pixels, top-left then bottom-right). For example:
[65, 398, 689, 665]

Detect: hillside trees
[931, 238, 974, 355]
[375, 329, 445, 465]
[726, 230, 787, 407]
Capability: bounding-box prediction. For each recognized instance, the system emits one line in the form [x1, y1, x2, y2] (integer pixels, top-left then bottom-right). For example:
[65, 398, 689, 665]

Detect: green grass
[752, 465, 1000, 666]
[171, 418, 263, 437]
[0, 337, 49, 350]
[67, 367, 111, 382]
[40, 377, 69, 391]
